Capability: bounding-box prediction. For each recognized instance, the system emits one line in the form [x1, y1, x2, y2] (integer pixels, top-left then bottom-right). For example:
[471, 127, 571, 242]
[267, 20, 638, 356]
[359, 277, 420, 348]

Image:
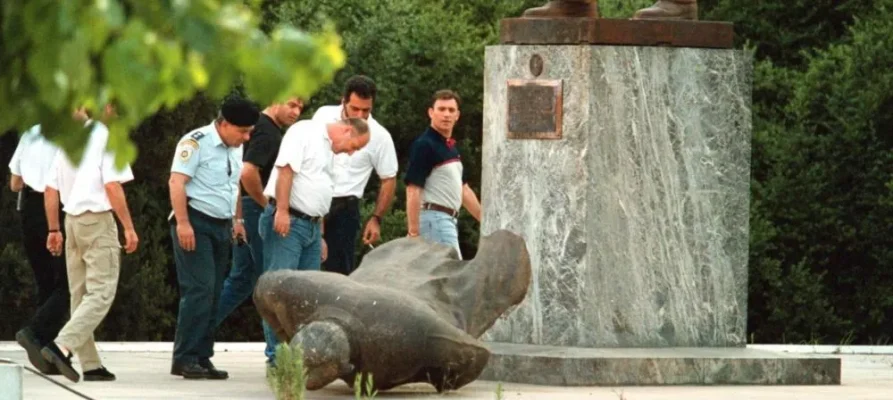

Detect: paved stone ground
[1, 343, 891, 400]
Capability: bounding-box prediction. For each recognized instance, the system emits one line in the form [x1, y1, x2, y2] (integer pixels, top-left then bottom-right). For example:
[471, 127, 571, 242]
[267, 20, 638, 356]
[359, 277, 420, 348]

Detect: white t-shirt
[46, 120, 135, 216]
[311, 105, 398, 198]
[262, 120, 334, 217]
[8, 125, 60, 192]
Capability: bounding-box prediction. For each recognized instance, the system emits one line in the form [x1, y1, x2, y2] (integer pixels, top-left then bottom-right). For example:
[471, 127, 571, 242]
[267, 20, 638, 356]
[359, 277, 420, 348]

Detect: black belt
[329, 196, 359, 213]
[268, 198, 324, 223]
[21, 185, 43, 196]
[187, 206, 230, 224]
[422, 202, 459, 218]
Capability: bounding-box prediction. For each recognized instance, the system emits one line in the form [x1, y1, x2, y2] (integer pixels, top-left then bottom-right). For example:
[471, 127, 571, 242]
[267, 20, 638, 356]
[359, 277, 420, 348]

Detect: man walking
[9, 124, 68, 376]
[258, 117, 370, 365]
[40, 105, 139, 383]
[215, 97, 303, 327]
[168, 97, 259, 380]
[403, 90, 482, 259]
[311, 75, 398, 275]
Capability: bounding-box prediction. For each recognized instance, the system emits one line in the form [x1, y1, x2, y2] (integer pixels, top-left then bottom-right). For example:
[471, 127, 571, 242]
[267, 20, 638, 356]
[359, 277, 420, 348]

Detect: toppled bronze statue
[254, 230, 532, 393]
[520, 0, 698, 20]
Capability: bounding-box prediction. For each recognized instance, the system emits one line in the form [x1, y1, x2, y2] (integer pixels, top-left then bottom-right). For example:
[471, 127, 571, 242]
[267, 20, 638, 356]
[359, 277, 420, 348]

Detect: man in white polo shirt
[8, 124, 68, 376]
[311, 75, 398, 275]
[257, 117, 370, 365]
[39, 105, 139, 383]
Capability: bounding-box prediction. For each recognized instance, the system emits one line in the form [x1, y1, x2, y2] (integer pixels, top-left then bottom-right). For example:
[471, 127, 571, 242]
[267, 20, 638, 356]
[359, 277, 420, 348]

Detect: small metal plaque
[529, 54, 544, 77]
[506, 79, 562, 140]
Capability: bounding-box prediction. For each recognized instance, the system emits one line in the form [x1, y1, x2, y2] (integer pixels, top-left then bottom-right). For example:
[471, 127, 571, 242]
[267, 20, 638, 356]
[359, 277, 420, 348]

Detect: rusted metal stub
[506, 79, 563, 140]
[500, 18, 734, 49]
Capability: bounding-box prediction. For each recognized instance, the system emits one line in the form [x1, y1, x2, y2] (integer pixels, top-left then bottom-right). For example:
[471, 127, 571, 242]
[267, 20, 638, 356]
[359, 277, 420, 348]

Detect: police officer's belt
[268, 198, 324, 223]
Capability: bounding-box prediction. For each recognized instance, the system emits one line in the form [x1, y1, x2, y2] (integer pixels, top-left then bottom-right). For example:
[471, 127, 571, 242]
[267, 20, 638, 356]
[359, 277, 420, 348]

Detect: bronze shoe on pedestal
[633, 0, 698, 20]
[521, 0, 599, 18]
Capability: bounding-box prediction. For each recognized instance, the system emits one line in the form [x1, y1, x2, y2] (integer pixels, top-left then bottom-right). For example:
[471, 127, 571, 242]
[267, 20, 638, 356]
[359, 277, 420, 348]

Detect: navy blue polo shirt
[403, 127, 467, 210]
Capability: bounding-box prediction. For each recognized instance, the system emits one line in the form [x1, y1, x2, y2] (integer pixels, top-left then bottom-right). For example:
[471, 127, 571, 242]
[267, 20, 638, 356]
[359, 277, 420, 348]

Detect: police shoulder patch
[177, 138, 200, 162]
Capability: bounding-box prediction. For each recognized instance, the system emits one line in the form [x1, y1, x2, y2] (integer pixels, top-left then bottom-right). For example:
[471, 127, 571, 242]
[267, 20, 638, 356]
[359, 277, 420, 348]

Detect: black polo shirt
[240, 113, 283, 195]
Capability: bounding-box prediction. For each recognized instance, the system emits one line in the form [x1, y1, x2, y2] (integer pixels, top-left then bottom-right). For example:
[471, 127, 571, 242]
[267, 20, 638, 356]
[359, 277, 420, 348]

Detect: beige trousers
[56, 211, 121, 371]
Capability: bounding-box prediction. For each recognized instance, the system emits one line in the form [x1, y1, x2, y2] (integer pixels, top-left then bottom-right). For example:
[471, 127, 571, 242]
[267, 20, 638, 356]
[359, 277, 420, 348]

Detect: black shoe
[83, 366, 116, 382]
[173, 361, 212, 379]
[15, 329, 55, 374]
[199, 359, 229, 380]
[40, 343, 79, 383]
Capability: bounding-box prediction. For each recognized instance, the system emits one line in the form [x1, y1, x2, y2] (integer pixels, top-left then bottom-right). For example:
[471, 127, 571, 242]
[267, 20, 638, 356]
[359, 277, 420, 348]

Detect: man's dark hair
[430, 89, 461, 108]
[342, 75, 377, 102]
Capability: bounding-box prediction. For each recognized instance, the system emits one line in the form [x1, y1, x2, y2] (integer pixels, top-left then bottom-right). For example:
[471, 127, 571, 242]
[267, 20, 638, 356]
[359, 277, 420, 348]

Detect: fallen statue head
[254, 229, 532, 393]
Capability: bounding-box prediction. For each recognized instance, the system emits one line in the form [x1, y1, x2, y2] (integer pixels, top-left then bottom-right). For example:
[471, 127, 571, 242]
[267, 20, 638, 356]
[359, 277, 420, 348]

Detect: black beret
[221, 97, 260, 127]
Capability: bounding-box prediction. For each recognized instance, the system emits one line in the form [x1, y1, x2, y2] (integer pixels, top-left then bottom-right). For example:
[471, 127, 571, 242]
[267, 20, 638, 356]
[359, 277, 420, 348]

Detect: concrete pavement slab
[0, 343, 890, 400]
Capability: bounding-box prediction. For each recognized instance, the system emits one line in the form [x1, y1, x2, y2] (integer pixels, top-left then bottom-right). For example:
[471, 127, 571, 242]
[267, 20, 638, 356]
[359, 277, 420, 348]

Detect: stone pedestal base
[482, 44, 752, 349]
[479, 343, 842, 386]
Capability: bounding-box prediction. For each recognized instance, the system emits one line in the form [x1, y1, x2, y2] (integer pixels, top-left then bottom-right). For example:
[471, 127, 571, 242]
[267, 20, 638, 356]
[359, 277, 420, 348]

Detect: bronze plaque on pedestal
[506, 79, 563, 140]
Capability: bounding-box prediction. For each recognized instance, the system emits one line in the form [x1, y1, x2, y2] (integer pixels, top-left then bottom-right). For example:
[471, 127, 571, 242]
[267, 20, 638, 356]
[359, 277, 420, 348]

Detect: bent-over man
[258, 117, 371, 365]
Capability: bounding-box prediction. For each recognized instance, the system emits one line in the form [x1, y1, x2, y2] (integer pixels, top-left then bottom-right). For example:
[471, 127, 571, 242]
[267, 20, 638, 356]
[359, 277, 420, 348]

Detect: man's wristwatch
[369, 215, 382, 224]
[233, 218, 245, 225]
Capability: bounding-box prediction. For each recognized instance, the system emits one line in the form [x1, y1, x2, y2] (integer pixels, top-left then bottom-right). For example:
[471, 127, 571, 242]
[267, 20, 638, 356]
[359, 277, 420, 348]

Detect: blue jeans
[420, 209, 462, 259]
[258, 204, 323, 363]
[215, 196, 265, 327]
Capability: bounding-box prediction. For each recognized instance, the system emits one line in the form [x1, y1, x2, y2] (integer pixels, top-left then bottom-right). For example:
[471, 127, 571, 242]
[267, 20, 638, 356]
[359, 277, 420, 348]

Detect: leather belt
[329, 196, 360, 213]
[422, 202, 458, 218]
[269, 198, 324, 223]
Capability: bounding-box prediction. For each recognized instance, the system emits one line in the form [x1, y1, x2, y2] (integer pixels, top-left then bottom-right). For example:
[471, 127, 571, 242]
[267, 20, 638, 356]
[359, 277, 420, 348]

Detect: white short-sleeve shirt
[262, 120, 335, 217]
[311, 105, 398, 198]
[46, 120, 135, 216]
[8, 125, 60, 192]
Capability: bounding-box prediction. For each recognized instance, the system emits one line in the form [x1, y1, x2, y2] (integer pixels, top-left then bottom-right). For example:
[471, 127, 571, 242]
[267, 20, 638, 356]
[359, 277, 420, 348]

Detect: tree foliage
[742, 1, 893, 343]
[0, 0, 345, 167]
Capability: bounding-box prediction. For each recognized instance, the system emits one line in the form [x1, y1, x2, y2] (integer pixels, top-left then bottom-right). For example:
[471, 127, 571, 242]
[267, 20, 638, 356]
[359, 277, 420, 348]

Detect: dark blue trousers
[321, 196, 361, 275]
[20, 188, 69, 345]
[171, 207, 231, 364]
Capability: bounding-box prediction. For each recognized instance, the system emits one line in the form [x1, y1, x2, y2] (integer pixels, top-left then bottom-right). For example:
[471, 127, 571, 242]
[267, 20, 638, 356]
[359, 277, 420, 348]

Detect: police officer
[168, 97, 259, 380]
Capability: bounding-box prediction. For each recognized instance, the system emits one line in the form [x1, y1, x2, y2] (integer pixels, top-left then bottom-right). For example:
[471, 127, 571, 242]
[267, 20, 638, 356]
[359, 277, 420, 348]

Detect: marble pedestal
[479, 44, 840, 385]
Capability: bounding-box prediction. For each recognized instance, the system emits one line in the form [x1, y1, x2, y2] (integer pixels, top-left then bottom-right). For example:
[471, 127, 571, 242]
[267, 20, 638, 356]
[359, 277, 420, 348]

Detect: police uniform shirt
[47, 120, 134, 216]
[262, 120, 334, 217]
[171, 122, 243, 219]
[403, 126, 467, 211]
[8, 125, 60, 192]
[241, 113, 283, 192]
[311, 105, 398, 198]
